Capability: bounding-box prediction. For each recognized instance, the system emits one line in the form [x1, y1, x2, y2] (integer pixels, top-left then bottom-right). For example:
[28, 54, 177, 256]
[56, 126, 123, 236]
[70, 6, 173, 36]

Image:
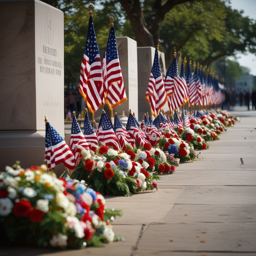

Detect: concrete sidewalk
[1, 111, 256, 256]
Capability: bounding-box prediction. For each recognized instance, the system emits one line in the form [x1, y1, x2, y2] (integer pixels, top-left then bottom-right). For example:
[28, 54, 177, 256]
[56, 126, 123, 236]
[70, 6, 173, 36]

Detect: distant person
[252, 89, 256, 110]
[68, 89, 76, 113]
[225, 90, 230, 110]
[245, 90, 250, 111]
[239, 90, 243, 106]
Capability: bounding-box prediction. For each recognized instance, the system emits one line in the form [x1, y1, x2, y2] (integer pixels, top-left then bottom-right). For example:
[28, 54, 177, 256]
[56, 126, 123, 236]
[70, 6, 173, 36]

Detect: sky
[229, 0, 256, 75]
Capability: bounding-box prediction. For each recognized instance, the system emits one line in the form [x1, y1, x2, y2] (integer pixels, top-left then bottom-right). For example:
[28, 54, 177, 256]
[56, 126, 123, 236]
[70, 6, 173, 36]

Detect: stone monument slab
[0, 0, 64, 173]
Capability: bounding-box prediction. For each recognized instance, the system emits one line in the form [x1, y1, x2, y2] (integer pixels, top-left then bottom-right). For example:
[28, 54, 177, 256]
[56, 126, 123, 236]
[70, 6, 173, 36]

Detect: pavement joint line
[130, 224, 147, 256]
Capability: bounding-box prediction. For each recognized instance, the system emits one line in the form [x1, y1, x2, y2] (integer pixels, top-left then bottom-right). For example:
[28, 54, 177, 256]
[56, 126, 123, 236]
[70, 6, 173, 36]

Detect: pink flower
[152, 182, 158, 190]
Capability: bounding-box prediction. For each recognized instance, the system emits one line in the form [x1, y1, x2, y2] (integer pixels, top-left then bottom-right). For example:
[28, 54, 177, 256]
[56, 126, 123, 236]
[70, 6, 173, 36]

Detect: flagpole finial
[110, 17, 114, 27]
[184, 57, 187, 63]
[156, 45, 159, 51]
[129, 109, 131, 114]
[102, 110, 105, 114]
[115, 112, 117, 116]
[72, 111, 76, 116]
[85, 108, 88, 113]
[189, 60, 192, 65]
[44, 116, 47, 124]
[133, 112, 135, 117]
[89, 3, 94, 16]
[173, 47, 176, 58]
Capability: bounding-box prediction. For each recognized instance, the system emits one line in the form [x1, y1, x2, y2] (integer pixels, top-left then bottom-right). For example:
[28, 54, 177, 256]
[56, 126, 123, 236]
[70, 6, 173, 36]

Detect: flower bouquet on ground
[70, 146, 159, 196]
[180, 128, 209, 151]
[0, 164, 123, 249]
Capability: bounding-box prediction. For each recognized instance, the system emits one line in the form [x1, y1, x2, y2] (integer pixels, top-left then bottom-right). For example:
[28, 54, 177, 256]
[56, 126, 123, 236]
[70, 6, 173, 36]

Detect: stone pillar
[137, 47, 167, 121]
[0, 0, 64, 173]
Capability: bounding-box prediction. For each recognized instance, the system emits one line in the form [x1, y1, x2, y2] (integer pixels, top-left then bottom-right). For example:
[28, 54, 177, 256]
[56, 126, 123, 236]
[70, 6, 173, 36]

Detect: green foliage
[103, 209, 123, 223]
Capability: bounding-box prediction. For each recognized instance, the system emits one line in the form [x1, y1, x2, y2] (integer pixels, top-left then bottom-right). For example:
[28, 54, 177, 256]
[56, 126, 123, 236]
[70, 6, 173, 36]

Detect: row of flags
[79, 16, 127, 114]
[146, 49, 225, 117]
[45, 107, 204, 171]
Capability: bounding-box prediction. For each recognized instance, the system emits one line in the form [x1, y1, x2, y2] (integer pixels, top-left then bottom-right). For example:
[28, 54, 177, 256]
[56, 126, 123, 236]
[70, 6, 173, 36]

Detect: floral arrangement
[71, 146, 159, 196]
[0, 164, 123, 249]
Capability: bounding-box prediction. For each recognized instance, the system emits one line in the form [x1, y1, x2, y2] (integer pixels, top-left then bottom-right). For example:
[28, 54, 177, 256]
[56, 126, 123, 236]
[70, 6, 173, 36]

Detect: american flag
[70, 114, 89, 163]
[79, 16, 103, 113]
[102, 24, 127, 109]
[180, 61, 188, 103]
[45, 122, 75, 170]
[126, 114, 149, 147]
[182, 113, 190, 127]
[174, 111, 183, 129]
[83, 112, 98, 148]
[199, 69, 206, 107]
[189, 67, 201, 105]
[143, 115, 149, 126]
[159, 112, 167, 124]
[165, 56, 187, 111]
[145, 48, 167, 116]
[186, 61, 192, 86]
[114, 114, 135, 150]
[148, 116, 153, 126]
[98, 112, 120, 150]
[153, 115, 161, 129]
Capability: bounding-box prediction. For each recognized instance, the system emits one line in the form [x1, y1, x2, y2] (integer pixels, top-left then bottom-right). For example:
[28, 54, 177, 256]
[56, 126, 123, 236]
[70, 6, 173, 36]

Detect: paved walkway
[2, 109, 256, 256]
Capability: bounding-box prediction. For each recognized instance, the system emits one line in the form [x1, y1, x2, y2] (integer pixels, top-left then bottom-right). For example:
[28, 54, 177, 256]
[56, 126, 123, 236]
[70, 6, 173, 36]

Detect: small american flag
[114, 114, 135, 150]
[83, 112, 98, 148]
[45, 122, 75, 170]
[143, 116, 149, 126]
[182, 113, 190, 127]
[189, 67, 202, 105]
[79, 16, 103, 113]
[98, 112, 120, 150]
[102, 24, 127, 109]
[70, 114, 89, 163]
[145, 48, 167, 116]
[173, 111, 183, 129]
[126, 114, 149, 148]
[165, 56, 187, 111]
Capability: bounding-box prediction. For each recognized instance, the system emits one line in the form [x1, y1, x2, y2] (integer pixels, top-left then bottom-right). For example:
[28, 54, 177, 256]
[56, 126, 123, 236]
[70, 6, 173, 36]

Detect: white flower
[40, 164, 47, 171]
[142, 181, 147, 189]
[50, 233, 67, 248]
[52, 179, 64, 192]
[107, 148, 118, 156]
[142, 161, 149, 169]
[138, 173, 146, 181]
[186, 128, 195, 136]
[23, 187, 37, 198]
[25, 170, 35, 181]
[126, 159, 132, 171]
[159, 150, 167, 162]
[81, 192, 93, 206]
[96, 161, 104, 171]
[65, 202, 77, 217]
[118, 153, 131, 160]
[149, 148, 156, 155]
[15, 177, 21, 182]
[35, 170, 41, 175]
[92, 214, 99, 227]
[0, 198, 13, 216]
[5, 166, 21, 176]
[7, 187, 17, 199]
[134, 149, 142, 161]
[194, 124, 201, 130]
[135, 166, 141, 176]
[36, 199, 49, 213]
[56, 192, 69, 210]
[103, 225, 115, 242]
[81, 149, 91, 159]
[4, 177, 18, 188]
[39, 173, 53, 186]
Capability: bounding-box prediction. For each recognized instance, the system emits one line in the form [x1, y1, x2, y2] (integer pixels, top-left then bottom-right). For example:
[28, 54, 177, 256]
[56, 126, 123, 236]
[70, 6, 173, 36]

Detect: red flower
[30, 166, 41, 171]
[179, 128, 183, 134]
[95, 199, 104, 221]
[152, 182, 158, 189]
[99, 146, 109, 155]
[141, 168, 149, 178]
[126, 150, 135, 160]
[138, 159, 143, 164]
[81, 202, 92, 223]
[171, 166, 175, 172]
[132, 161, 138, 166]
[84, 160, 93, 171]
[164, 165, 171, 173]
[128, 170, 135, 176]
[90, 146, 97, 152]
[165, 133, 171, 138]
[186, 133, 193, 141]
[0, 189, 8, 198]
[219, 127, 223, 131]
[145, 151, 151, 159]
[190, 118, 196, 124]
[197, 137, 201, 143]
[84, 223, 93, 241]
[171, 156, 174, 161]
[144, 143, 151, 151]
[13, 200, 31, 216]
[154, 151, 160, 155]
[202, 143, 207, 149]
[179, 148, 187, 157]
[158, 164, 165, 172]
[190, 124, 195, 129]
[180, 143, 186, 148]
[211, 133, 215, 138]
[104, 169, 114, 179]
[203, 120, 208, 125]
[114, 159, 119, 165]
[148, 158, 155, 169]
[164, 142, 170, 148]
[168, 139, 175, 144]
[28, 208, 44, 222]
[136, 179, 141, 188]
[59, 177, 66, 187]
[105, 162, 111, 169]
[203, 130, 207, 135]
[198, 128, 203, 133]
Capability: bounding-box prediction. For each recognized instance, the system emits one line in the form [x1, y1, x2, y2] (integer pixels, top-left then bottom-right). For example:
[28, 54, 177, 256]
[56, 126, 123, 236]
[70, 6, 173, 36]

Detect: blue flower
[44, 194, 54, 201]
[140, 153, 147, 159]
[86, 188, 96, 202]
[75, 184, 85, 195]
[75, 203, 85, 214]
[167, 144, 178, 155]
[110, 161, 117, 168]
[118, 159, 128, 168]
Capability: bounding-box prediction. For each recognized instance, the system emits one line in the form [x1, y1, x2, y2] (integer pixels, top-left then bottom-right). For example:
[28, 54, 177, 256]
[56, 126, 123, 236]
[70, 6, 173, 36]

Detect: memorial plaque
[0, 0, 64, 172]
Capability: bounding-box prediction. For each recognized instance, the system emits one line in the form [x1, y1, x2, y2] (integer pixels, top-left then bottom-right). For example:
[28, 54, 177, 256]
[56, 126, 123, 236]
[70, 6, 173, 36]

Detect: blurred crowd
[64, 89, 82, 119]
[223, 88, 256, 111]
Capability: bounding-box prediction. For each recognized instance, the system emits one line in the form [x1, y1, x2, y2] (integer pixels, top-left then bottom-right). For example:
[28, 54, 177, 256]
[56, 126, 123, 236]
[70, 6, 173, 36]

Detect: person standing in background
[245, 90, 250, 111]
[252, 88, 256, 110]
[68, 89, 77, 113]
